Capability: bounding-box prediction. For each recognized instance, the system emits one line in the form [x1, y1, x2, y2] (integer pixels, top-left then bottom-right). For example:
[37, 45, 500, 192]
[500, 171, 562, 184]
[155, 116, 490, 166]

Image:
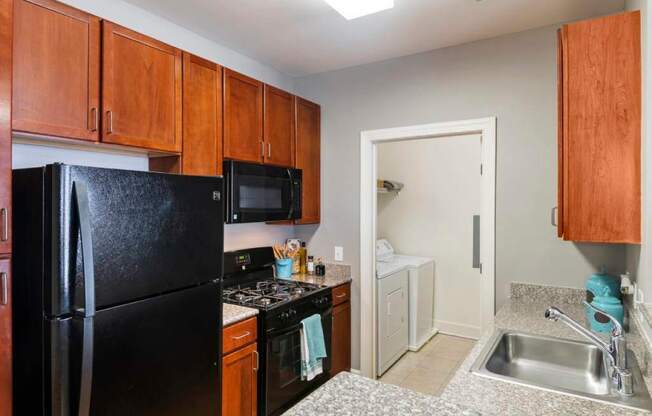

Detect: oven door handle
[267, 310, 333, 337]
[267, 322, 302, 338]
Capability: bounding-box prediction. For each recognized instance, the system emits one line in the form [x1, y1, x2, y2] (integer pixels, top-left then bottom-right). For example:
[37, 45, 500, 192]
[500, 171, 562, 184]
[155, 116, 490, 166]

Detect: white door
[377, 134, 482, 339]
[377, 269, 409, 376]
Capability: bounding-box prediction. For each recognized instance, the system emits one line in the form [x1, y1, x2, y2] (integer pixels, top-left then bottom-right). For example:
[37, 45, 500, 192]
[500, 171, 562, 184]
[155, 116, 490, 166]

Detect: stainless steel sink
[471, 330, 652, 412]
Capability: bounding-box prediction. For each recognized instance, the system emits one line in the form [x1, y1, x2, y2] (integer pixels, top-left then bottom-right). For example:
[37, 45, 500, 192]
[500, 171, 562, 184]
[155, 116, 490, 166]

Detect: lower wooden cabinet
[330, 283, 351, 376]
[0, 258, 12, 415]
[222, 318, 258, 416]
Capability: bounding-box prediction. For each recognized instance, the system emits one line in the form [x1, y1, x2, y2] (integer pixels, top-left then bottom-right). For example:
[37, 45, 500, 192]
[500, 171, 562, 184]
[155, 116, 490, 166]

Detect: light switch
[334, 246, 344, 262]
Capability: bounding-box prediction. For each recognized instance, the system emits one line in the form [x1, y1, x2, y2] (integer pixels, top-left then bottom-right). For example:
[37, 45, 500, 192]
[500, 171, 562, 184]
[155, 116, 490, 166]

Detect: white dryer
[375, 256, 409, 376]
[377, 239, 436, 353]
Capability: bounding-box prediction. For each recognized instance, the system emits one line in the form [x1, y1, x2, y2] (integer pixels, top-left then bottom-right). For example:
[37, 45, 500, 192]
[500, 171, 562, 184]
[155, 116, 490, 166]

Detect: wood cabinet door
[331, 299, 351, 376]
[0, 259, 12, 415]
[264, 85, 294, 167]
[12, 0, 100, 141]
[561, 11, 641, 243]
[102, 21, 182, 152]
[222, 343, 258, 416]
[223, 69, 263, 163]
[295, 97, 321, 224]
[182, 53, 223, 176]
[0, 0, 11, 256]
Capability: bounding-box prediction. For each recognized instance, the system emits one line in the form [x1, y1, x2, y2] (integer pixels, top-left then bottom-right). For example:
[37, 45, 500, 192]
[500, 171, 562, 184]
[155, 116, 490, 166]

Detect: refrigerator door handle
[73, 181, 96, 416]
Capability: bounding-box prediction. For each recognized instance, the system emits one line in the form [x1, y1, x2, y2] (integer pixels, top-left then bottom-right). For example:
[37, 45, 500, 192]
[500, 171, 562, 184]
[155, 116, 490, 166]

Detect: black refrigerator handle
[73, 181, 96, 416]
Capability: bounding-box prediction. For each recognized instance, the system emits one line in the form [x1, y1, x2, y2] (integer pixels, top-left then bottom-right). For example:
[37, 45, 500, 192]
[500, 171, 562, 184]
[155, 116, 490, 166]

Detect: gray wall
[294, 25, 626, 370]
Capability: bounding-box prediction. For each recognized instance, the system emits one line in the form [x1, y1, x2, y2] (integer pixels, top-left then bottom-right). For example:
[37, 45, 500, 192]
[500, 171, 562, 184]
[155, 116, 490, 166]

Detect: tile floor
[378, 334, 476, 396]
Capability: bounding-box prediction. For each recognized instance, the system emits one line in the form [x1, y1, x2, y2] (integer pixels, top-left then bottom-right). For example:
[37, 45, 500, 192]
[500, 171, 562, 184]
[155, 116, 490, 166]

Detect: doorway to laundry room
[359, 118, 496, 395]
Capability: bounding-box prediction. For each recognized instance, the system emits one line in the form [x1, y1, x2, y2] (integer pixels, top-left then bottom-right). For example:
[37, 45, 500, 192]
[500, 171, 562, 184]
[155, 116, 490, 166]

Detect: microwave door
[263, 167, 294, 221]
[229, 163, 293, 223]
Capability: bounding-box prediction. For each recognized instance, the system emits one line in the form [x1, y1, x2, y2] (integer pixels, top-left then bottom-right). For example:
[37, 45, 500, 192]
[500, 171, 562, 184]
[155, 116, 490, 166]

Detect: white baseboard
[435, 320, 481, 339]
[349, 368, 362, 375]
[408, 328, 439, 351]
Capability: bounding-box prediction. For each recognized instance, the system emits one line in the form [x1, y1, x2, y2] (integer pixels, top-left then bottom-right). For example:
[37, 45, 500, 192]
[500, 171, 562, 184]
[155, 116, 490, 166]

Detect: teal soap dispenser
[585, 269, 621, 303]
[586, 296, 624, 333]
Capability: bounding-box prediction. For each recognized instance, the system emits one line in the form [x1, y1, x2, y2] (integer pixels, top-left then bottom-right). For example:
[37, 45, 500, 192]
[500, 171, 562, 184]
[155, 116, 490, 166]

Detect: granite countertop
[290, 263, 352, 288]
[283, 371, 484, 416]
[223, 303, 258, 327]
[441, 283, 652, 416]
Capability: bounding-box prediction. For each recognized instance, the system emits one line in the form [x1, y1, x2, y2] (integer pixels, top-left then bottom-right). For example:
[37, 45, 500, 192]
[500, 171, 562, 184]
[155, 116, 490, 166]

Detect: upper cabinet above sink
[556, 11, 641, 243]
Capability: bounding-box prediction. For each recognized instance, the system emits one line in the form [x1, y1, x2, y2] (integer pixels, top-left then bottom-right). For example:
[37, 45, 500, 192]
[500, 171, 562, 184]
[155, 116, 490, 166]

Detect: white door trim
[359, 117, 497, 379]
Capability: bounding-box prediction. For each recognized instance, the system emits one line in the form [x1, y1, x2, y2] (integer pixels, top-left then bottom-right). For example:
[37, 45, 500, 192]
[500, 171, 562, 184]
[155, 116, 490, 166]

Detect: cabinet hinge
[480, 164, 483, 175]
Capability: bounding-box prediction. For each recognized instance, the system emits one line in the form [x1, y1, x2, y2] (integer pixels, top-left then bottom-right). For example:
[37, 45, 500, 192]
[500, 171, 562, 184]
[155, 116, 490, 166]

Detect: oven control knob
[280, 311, 290, 321]
[289, 309, 297, 317]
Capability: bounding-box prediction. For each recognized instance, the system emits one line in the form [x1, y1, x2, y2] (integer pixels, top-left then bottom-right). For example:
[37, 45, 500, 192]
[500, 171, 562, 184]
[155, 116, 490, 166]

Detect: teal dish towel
[300, 314, 327, 381]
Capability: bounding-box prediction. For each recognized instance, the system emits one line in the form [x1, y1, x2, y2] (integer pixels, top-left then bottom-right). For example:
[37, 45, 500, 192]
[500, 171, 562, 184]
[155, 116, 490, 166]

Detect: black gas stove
[222, 247, 333, 416]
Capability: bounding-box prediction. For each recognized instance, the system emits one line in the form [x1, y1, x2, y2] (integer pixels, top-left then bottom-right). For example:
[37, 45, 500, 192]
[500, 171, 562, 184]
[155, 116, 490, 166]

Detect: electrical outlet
[334, 246, 344, 262]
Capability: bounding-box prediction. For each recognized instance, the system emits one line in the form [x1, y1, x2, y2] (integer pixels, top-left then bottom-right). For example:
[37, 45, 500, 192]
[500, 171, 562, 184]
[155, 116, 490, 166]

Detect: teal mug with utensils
[275, 258, 293, 279]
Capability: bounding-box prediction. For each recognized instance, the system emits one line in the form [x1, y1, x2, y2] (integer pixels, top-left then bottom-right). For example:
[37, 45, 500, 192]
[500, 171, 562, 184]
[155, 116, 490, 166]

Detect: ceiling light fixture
[324, 0, 394, 20]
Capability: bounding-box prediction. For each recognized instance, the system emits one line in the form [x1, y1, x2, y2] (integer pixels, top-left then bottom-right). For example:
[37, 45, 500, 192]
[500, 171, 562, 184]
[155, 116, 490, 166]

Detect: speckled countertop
[289, 263, 352, 288]
[441, 283, 652, 416]
[283, 371, 485, 416]
[223, 303, 258, 327]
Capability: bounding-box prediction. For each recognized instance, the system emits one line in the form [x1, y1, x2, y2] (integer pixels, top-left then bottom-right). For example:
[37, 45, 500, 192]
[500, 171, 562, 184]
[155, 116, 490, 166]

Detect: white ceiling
[122, 0, 625, 77]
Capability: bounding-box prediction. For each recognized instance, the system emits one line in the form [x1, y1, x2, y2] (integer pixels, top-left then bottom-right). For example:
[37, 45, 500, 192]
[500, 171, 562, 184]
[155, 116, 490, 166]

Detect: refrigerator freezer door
[74, 282, 220, 416]
[48, 164, 224, 315]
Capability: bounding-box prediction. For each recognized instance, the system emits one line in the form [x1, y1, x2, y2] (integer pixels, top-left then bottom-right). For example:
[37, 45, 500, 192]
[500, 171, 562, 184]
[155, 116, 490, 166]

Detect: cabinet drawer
[332, 283, 350, 306]
[223, 317, 257, 355]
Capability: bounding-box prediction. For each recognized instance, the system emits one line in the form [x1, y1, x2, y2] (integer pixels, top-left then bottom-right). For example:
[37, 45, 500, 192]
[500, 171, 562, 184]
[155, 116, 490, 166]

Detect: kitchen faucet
[544, 302, 633, 396]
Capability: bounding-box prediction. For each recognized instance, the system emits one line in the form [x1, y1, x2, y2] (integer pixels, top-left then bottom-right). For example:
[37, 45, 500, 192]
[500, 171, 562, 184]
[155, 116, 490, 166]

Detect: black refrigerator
[12, 164, 224, 416]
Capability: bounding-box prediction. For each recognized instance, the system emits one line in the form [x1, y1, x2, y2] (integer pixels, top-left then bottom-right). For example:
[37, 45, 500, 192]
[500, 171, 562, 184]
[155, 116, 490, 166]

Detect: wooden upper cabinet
[223, 69, 263, 163]
[182, 53, 223, 176]
[0, 0, 11, 256]
[264, 85, 295, 167]
[557, 11, 641, 243]
[295, 97, 321, 224]
[12, 0, 100, 141]
[102, 21, 182, 152]
[222, 342, 257, 416]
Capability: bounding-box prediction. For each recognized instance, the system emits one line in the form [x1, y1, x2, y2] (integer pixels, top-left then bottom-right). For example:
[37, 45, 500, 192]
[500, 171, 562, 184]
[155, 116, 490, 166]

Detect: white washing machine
[377, 239, 437, 353]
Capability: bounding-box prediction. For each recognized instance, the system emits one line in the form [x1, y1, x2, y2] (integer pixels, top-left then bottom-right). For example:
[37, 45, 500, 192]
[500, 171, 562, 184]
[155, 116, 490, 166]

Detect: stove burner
[223, 279, 326, 309]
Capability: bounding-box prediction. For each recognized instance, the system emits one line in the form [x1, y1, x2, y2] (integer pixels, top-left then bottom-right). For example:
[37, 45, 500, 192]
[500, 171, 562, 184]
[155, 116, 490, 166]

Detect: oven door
[225, 161, 301, 223]
[264, 310, 332, 416]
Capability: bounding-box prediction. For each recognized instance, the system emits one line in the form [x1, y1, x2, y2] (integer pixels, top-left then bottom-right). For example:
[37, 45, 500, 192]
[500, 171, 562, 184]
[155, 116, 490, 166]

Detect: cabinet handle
[90, 107, 98, 132]
[551, 207, 558, 227]
[336, 293, 347, 299]
[0, 208, 7, 242]
[231, 331, 251, 340]
[253, 351, 259, 371]
[0, 273, 6, 306]
[106, 111, 113, 134]
[268, 143, 272, 158]
[261, 141, 265, 158]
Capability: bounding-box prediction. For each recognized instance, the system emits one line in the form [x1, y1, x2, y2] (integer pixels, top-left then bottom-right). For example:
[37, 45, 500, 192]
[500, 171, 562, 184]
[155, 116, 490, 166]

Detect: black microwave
[223, 161, 302, 223]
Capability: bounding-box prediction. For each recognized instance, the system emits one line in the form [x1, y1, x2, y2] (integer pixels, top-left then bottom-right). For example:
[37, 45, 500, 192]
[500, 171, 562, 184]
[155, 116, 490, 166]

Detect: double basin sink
[470, 330, 652, 412]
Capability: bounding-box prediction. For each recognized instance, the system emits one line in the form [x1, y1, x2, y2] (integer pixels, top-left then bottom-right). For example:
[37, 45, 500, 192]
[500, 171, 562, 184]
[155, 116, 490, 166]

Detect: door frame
[359, 117, 496, 378]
